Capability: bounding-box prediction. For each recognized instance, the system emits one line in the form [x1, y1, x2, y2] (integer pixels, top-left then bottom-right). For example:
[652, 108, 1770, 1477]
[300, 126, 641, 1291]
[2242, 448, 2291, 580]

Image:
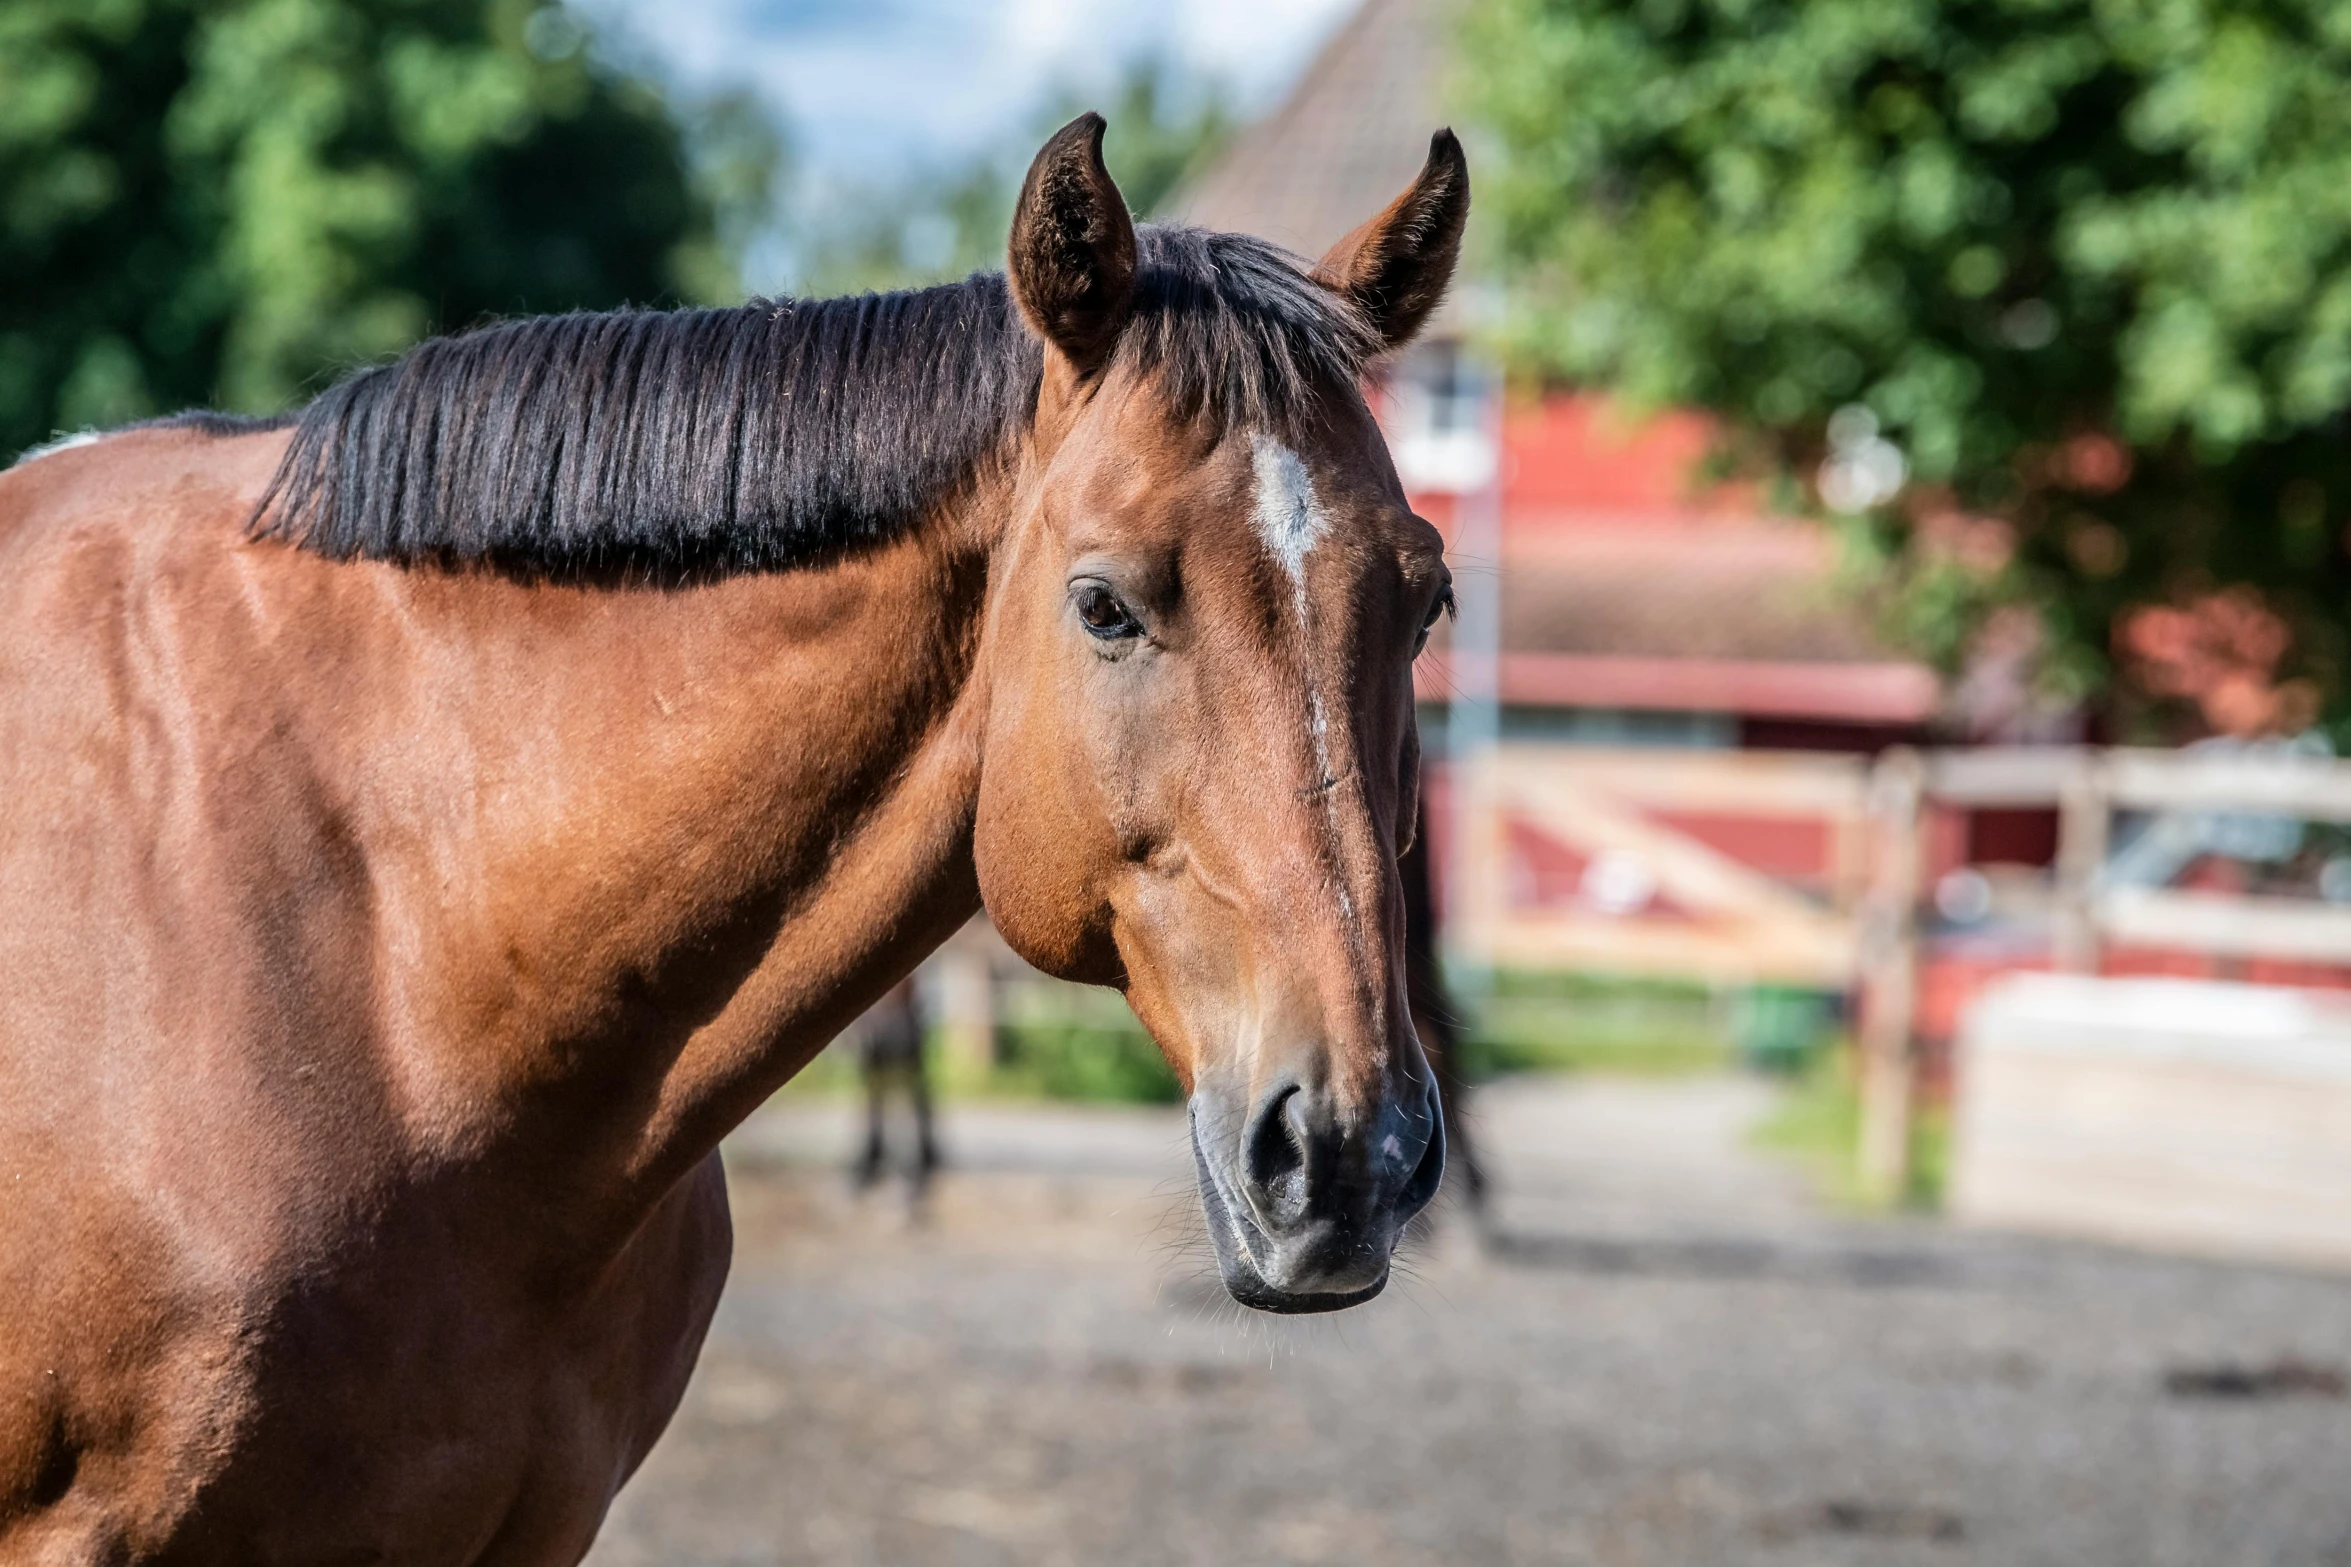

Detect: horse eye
[1412, 584, 1455, 656]
[1074, 582, 1140, 641]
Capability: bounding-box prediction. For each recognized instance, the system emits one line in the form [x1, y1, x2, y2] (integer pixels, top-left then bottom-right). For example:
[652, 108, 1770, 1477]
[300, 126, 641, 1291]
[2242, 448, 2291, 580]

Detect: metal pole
[1856, 746, 1924, 1199]
[1444, 348, 1506, 1010]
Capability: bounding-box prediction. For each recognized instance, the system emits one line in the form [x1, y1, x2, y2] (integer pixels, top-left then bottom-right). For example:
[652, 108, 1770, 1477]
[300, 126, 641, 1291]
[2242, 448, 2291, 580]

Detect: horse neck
[349, 485, 1010, 1209]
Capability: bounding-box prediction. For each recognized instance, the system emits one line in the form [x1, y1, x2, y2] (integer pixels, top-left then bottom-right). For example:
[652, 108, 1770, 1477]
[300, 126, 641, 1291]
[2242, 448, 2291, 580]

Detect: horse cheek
[971, 748, 1125, 987]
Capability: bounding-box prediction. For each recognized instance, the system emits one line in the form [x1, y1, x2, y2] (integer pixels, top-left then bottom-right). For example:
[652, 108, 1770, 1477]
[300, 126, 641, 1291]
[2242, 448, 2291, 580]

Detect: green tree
[0, 0, 779, 456]
[1464, 0, 2351, 730]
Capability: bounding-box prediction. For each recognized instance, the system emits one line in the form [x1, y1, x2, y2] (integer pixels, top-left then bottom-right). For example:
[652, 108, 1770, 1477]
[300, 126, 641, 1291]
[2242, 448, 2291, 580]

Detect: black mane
[256, 227, 1378, 572]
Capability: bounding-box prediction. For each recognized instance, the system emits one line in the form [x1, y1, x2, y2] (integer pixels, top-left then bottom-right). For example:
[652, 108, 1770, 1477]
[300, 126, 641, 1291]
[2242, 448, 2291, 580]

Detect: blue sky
[584, 0, 1357, 183]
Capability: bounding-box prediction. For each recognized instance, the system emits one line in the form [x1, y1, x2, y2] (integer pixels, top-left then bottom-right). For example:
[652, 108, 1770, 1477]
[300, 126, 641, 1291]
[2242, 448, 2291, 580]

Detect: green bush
[1752, 1048, 1947, 1212]
[990, 981, 1182, 1104]
[1458, 968, 1737, 1077]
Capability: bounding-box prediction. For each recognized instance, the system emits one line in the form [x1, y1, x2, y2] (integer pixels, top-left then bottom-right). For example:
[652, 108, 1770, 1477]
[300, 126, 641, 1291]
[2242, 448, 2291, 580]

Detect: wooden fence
[1448, 746, 1872, 987]
[1449, 741, 2351, 1197]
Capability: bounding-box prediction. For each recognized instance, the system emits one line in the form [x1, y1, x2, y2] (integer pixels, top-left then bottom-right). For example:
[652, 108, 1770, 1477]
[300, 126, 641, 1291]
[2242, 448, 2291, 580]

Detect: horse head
[974, 115, 1469, 1312]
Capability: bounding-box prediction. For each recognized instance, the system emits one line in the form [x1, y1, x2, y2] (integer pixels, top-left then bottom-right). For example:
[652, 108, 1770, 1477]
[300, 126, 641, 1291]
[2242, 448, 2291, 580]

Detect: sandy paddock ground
[587, 1078, 2351, 1567]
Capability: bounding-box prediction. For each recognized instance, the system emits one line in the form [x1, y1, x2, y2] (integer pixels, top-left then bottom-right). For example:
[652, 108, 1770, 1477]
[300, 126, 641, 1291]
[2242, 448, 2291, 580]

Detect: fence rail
[1452, 740, 2351, 1197]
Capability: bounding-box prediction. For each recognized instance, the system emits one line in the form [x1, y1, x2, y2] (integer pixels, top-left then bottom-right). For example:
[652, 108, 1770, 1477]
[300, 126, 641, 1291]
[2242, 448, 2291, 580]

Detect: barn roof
[1172, 0, 1448, 260]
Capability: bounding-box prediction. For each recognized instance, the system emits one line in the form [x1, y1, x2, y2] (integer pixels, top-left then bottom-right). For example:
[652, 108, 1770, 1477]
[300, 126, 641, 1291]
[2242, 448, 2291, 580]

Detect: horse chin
[1220, 1269, 1390, 1316]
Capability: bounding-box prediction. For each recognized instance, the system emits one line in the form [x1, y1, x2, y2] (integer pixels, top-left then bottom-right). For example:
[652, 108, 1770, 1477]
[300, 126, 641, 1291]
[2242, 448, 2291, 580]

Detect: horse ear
[1008, 112, 1138, 376]
[1313, 129, 1471, 351]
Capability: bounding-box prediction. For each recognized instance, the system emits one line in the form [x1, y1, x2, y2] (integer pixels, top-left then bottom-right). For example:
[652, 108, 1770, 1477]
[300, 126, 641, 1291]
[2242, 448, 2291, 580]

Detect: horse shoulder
[0, 422, 390, 1554]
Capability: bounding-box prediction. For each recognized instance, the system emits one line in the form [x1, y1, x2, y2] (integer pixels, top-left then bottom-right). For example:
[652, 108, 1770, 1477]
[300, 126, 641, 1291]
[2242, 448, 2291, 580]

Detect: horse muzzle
[1189, 1073, 1445, 1313]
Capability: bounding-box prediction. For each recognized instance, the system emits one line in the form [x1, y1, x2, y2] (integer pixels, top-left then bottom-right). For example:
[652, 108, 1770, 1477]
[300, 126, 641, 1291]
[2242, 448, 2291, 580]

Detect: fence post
[1856, 746, 1924, 1199]
[1449, 746, 1510, 985]
[2053, 751, 2109, 974]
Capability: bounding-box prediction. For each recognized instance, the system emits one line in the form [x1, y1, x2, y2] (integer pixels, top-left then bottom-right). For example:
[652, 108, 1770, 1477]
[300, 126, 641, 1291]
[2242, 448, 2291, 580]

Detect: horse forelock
[248, 226, 1378, 576]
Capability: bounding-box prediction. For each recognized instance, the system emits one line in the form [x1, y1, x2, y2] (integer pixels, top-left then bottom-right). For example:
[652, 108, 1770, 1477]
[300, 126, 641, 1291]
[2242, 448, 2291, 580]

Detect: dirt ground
[585, 1078, 2351, 1567]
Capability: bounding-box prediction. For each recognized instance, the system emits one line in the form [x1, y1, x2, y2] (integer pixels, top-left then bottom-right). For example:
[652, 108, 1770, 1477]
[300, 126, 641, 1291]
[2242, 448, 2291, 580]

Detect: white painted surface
[1952, 973, 2351, 1270]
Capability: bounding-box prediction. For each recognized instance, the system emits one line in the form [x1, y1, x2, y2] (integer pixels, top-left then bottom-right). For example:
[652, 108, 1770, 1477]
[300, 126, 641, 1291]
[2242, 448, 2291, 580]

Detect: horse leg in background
[850, 977, 931, 1197]
[1402, 785, 1486, 1215]
[909, 1053, 940, 1194]
[854, 1041, 889, 1189]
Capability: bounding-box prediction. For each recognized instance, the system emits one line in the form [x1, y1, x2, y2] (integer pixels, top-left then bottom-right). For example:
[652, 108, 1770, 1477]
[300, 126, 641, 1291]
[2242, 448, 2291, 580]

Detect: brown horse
[0, 115, 1467, 1563]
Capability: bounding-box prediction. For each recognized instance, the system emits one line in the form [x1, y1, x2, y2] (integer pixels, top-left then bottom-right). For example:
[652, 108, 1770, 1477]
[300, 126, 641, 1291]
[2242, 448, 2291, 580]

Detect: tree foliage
[1463, 0, 2351, 731]
[0, 0, 776, 456]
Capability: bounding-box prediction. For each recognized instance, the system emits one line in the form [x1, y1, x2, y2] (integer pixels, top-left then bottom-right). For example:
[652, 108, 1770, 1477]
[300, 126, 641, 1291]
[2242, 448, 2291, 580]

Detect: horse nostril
[1240, 1083, 1312, 1231]
[1394, 1078, 1447, 1219]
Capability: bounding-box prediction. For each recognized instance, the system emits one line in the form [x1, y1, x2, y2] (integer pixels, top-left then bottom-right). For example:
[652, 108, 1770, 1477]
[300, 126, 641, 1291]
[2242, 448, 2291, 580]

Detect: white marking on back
[1249, 434, 1330, 588]
[8, 429, 102, 470]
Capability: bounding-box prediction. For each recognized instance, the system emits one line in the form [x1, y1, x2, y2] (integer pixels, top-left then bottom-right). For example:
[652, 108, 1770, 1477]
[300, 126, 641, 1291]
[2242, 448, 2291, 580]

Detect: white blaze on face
[1249, 433, 1354, 923]
[1249, 433, 1330, 591]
